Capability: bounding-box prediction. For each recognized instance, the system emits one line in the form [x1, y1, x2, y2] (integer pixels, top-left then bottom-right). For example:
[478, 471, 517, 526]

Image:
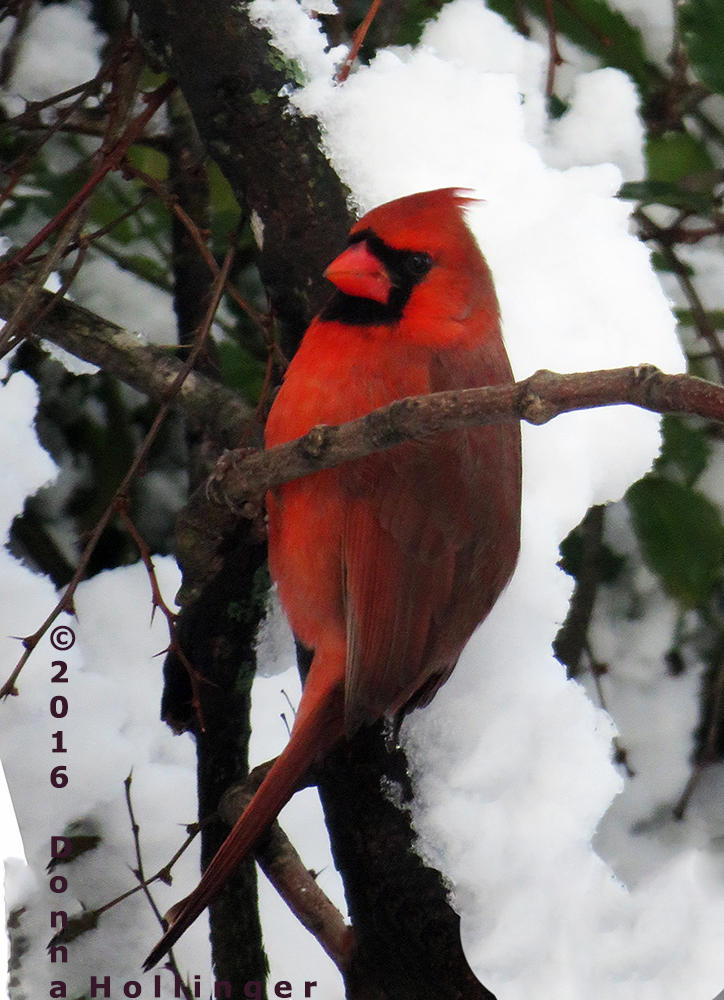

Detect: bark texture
[130, 0, 352, 355]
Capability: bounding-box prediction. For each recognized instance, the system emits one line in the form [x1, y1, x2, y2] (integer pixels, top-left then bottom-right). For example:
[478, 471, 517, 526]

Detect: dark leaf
[618, 179, 713, 214]
[645, 131, 715, 184]
[626, 476, 724, 608]
[654, 414, 711, 486]
[558, 525, 625, 584]
[680, 0, 724, 96]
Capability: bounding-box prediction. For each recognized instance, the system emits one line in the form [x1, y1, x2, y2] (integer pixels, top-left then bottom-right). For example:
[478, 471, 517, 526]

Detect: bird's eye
[406, 252, 432, 277]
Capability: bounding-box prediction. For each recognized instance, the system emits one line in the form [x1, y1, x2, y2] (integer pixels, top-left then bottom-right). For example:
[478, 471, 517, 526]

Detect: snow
[65, 255, 179, 348]
[0, 1, 103, 103]
[3, 0, 723, 998]
[606, 0, 675, 65]
[546, 69, 646, 180]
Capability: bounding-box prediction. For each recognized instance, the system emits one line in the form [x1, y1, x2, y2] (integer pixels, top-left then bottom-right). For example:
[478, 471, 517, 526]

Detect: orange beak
[324, 241, 392, 304]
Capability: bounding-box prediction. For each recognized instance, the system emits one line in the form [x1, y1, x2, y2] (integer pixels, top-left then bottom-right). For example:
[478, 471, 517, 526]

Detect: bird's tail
[143, 668, 344, 970]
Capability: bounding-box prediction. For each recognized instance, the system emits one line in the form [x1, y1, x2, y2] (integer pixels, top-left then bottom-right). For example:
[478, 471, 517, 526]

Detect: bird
[143, 187, 521, 970]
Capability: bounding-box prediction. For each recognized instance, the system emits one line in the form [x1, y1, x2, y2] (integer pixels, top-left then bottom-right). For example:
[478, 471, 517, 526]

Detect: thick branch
[0, 276, 253, 448]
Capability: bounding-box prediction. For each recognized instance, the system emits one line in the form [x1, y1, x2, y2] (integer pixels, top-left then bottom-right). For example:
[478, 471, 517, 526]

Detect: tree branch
[0, 276, 253, 447]
[215, 365, 724, 501]
[172, 365, 723, 606]
[218, 761, 352, 972]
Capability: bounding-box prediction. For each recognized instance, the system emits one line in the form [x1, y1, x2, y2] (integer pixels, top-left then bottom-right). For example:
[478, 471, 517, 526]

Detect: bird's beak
[324, 241, 392, 304]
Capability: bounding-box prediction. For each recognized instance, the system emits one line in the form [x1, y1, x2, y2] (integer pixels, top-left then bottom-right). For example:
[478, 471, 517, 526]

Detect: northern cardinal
[144, 187, 521, 969]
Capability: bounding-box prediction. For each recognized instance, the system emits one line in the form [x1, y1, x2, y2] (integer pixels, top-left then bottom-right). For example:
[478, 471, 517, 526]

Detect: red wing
[341, 345, 520, 735]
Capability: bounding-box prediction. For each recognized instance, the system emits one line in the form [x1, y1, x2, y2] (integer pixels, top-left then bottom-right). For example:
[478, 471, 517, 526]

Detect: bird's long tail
[143, 668, 345, 970]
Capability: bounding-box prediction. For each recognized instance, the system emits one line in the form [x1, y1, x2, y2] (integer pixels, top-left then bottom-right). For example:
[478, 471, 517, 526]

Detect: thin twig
[0, 78, 175, 283]
[543, 0, 564, 97]
[124, 772, 167, 925]
[673, 651, 724, 819]
[336, 0, 384, 84]
[6, 76, 105, 122]
[636, 209, 724, 382]
[116, 501, 209, 732]
[585, 644, 635, 778]
[48, 813, 209, 947]
[124, 773, 194, 1000]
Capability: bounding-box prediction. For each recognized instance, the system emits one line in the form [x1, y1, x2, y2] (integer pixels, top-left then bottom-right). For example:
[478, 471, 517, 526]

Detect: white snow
[606, 0, 675, 65]
[3, 0, 723, 999]
[0, 1, 103, 102]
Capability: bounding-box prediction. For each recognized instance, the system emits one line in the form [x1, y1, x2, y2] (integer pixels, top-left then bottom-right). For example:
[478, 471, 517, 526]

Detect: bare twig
[674, 651, 724, 819]
[585, 646, 635, 778]
[48, 808, 209, 948]
[116, 502, 209, 732]
[124, 772, 169, 927]
[0, 78, 175, 284]
[636, 209, 724, 382]
[543, 0, 564, 97]
[124, 773, 194, 1000]
[337, 0, 384, 84]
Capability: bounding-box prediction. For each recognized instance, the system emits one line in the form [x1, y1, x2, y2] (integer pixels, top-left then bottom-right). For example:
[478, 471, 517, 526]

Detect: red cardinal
[144, 187, 521, 969]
